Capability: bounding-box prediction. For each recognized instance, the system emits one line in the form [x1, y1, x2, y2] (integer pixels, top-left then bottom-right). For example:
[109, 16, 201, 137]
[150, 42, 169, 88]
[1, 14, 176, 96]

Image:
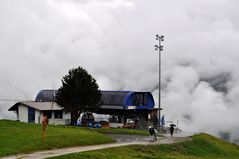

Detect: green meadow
[0, 120, 114, 157]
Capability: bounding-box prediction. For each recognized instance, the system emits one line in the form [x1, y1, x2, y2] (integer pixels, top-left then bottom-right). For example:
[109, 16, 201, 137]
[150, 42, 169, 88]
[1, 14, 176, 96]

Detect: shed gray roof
[9, 102, 62, 111]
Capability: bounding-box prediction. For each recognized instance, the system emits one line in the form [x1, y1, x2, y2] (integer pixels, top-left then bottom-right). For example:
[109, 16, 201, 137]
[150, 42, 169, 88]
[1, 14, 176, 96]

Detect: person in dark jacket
[148, 126, 157, 141]
[169, 124, 175, 136]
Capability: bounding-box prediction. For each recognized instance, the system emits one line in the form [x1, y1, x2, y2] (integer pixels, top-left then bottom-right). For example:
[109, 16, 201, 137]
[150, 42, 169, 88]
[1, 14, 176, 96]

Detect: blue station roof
[35, 90, 155, 110]
[100, 91, 132, 106]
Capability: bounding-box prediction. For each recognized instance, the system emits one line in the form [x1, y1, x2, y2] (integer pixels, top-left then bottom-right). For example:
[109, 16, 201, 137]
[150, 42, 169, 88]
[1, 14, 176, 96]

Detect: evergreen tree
[56, 66, 101, 125]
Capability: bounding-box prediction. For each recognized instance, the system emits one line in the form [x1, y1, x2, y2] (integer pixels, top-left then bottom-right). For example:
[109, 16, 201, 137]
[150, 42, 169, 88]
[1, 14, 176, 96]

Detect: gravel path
[1, 134, 192, 159]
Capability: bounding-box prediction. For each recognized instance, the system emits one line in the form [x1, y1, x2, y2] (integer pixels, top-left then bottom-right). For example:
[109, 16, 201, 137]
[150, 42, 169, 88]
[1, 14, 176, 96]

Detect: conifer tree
[56, 66, 101, 125]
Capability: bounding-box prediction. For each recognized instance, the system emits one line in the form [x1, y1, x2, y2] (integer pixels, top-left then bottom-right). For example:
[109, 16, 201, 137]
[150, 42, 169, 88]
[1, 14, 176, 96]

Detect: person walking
[169, 124, 175, 137]
[148, 126, 157, 142]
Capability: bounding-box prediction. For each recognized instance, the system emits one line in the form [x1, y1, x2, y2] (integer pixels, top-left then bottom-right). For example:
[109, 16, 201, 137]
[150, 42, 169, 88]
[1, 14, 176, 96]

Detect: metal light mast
[154, 34, 164, 127]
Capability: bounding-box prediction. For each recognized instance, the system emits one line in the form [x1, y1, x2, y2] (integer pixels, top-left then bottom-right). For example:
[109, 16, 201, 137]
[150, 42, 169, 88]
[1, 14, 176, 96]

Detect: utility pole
[154, 35, 164, 127]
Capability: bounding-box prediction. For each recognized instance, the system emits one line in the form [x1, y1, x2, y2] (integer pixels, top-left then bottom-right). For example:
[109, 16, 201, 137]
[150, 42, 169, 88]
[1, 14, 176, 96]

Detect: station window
[54, 110, 63, 119]
[43, 111, 52, 119]
[132, 93, 148, 106]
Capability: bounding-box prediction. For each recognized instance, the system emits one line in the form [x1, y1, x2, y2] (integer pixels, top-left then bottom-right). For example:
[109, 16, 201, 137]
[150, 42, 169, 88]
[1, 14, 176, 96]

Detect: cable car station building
[9, 90, 158, 126]
[99, 91, 158, 126]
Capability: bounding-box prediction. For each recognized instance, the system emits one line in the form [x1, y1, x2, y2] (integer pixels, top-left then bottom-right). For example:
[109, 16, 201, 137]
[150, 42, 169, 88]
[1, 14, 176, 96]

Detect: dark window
[109, 115, 119, 123]
[143, 93, 148, 105]
[43, 111, 52, 119]
[132, 93, 148, 106]
[54, 110, 63, 119]
[28, 107, 35, 123]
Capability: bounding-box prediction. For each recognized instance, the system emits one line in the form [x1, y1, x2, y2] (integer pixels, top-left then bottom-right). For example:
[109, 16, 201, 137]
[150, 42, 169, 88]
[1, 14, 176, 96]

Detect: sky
[1, 0, 239, 142]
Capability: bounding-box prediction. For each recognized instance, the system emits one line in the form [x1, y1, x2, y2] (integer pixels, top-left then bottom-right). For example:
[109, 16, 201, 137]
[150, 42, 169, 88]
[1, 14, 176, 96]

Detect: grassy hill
[0, 120, 115, 157]
[2, 120, 239, 159]
[49, 133, 239, 159]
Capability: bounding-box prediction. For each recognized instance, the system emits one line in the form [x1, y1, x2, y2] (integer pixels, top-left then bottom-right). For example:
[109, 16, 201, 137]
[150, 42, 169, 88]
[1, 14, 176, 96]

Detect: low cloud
[1, 0, 239, 142]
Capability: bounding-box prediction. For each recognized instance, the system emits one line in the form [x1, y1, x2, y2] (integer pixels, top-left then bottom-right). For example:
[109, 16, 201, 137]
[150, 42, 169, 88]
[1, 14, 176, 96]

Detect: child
[42, 114, 48, 143]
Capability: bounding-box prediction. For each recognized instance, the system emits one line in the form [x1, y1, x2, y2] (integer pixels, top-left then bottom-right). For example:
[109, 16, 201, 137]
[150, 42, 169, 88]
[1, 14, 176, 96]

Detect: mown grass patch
[49, 133, 239, 159]
[0, 120, 115, 157]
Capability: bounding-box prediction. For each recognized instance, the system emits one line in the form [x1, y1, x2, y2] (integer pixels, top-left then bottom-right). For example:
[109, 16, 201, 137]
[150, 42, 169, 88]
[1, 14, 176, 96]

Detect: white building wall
[17, 105, 71, 125]
[48, 119, 70, 125]
[35, 110, 41, 124]
[16, 111, 19, 121]
[63, 111, 71, 120]
[48, 111, 70, 125]
[51, 111, 55, 119]
[18, 105, 28, 123]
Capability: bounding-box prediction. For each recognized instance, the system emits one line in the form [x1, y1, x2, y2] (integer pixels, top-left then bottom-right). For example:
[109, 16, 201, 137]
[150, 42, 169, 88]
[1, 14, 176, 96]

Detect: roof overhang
[8, 102, 62, 111]
[100, 105, 124, 109]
